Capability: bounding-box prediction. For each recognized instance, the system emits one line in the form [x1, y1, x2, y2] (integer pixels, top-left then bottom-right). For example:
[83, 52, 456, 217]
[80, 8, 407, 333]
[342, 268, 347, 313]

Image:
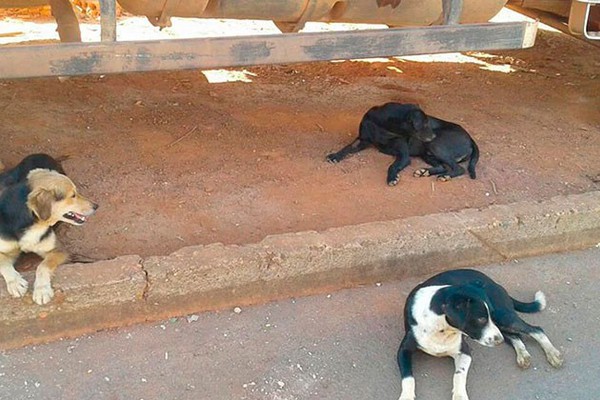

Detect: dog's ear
[452, 296, 472, 311]
[442, 295, 470, 313]
[28, 188, 55, 221]
[408, 109, 427, 131]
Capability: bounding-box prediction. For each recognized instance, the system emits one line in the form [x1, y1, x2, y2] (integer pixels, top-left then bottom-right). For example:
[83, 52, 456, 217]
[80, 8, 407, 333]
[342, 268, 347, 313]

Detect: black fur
[430, 283, 494, 342]
[415, 269, 540, 317]
[512, 297, 544, 313]
[0, 154, 66, 240]
[0, 183, 35, 240]
[0, 153, 66, 190]
[406, 269, 551, 346]
[327, 103, 479, 185]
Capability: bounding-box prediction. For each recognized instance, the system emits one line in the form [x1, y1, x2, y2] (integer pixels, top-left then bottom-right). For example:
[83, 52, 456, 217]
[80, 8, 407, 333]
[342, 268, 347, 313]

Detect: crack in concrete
[139, 258, 151, 301]
[467, 229, 510, 260]
[554, 216, 562, 230]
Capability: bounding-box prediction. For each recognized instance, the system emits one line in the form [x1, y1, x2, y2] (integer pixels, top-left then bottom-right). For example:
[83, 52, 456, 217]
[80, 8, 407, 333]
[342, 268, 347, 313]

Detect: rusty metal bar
[443, 0, 464, 24]
[99, 0, 117, 41]
[0, 22, 537, 79]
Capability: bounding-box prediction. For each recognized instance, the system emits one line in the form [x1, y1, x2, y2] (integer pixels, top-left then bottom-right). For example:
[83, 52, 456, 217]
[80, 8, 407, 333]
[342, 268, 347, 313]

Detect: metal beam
[507, 4, 600, 47]
[0, 22, 537, 80]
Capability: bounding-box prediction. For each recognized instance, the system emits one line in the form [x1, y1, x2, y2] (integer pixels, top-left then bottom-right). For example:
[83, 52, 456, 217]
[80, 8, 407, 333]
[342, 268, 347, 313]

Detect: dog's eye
[477, 317, 487, 325]
[71, 193, 77, 198]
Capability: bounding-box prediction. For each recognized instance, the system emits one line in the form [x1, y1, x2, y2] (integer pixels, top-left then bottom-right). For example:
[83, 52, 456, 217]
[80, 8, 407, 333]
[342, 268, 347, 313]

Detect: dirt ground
[1, 22, 599, 262]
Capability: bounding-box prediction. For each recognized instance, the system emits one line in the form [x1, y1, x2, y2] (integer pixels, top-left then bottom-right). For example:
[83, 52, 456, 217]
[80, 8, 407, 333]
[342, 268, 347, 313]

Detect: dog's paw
[437, 175, 452, 182]
[452, 393, 469, 400]
[399, 395, 416, 400]
[546, 349, 564, 368]
[387, 177, 400, 186]
[6, 275, 29, 298]
[517, 352, 532, 369]
[413, 168, 430, 178]
[387, 171, 401, 186]
[33, 284, 55, 305]
[326, 153, 341, 164]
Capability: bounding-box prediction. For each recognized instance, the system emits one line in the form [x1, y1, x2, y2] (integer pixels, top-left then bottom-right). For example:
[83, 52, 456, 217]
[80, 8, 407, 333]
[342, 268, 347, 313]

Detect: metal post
[443, 0, 464, 25]
[99, 0, 117, 42]
[48, 0, 82, 42]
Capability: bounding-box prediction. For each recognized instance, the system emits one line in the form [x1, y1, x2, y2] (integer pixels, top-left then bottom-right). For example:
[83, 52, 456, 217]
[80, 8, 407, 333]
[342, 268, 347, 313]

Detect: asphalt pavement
[1, 247, 599, 400]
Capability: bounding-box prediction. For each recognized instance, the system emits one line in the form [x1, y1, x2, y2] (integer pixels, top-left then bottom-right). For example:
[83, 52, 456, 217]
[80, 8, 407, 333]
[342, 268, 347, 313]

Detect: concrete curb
[2, 191, 599, 349]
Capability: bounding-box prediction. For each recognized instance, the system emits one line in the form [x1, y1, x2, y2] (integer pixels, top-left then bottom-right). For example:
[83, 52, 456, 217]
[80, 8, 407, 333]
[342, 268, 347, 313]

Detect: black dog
[397, 269, 562, 400]
[0, 153, 66, 190]
[326, 103, 479, 186]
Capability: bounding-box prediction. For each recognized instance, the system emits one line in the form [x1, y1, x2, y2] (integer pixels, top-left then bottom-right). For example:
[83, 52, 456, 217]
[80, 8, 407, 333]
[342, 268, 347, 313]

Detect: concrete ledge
[0, 256, 146, 349]
[1, 191, 599, 349]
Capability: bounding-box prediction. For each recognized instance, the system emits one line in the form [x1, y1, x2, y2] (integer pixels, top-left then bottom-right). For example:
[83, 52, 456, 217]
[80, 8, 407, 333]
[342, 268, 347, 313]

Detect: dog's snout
[479, 325, 504, 347]
[486, 333, 504, 346]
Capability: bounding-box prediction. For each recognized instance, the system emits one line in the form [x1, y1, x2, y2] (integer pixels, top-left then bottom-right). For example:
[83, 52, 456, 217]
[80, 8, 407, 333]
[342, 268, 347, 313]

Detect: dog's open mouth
[63, 212, 88, 224]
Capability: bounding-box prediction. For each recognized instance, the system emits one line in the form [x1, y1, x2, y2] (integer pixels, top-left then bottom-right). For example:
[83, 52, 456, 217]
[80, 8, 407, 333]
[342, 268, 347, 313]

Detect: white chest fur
[410, 285, 463, 357]
[0, 238, 19, 254]
[18, 224, 56, 254]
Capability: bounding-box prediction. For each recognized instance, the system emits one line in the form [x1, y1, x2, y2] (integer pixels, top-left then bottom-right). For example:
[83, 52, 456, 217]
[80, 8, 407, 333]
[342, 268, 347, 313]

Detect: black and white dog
[397, 269, 563, 400]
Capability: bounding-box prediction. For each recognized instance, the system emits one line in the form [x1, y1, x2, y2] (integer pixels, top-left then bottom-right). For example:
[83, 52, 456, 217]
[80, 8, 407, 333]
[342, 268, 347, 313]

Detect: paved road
[1, 248, 599, 400]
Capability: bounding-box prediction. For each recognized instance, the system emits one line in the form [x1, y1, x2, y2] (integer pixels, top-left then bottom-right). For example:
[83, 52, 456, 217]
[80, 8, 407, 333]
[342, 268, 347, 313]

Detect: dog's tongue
[65, 212, 86, 223]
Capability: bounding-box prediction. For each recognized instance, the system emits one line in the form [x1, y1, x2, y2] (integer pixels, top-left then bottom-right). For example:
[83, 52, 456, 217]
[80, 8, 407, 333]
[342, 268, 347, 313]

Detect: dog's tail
[512, 291, 546, 313]
[467, 138, 479, 179]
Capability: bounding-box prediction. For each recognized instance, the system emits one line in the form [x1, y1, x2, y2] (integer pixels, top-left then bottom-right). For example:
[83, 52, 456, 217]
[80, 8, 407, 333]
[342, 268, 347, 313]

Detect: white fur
[410, 285, 464, 357]
[530, 331, 563, 368]
[535, 291, 547, 311]
[0, 239, 18, 254]
[32, 265, 54, 305]
[451, 352, 472, 400]
[406, 284, 500, 400]
[0, 263, 28, 297]
[506, 335, 532, 368]
[19, 226, 56, 253]
[398, 377, 415, 400]
[476, 303, 503, 347]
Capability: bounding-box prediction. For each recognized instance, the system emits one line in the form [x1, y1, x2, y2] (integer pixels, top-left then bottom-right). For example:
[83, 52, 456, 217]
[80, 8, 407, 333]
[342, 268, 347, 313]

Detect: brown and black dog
[0, 154, 98, 305]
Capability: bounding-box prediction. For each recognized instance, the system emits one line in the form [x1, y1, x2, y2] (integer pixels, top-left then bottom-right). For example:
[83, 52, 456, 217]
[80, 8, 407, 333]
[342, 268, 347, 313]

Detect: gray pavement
[1, 248, 600, 400]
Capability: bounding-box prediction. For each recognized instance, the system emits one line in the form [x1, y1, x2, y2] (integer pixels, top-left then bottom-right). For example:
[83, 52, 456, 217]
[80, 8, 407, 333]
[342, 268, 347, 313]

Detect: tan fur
[26, 169, 96, 226]
[0, 169, 97, 305]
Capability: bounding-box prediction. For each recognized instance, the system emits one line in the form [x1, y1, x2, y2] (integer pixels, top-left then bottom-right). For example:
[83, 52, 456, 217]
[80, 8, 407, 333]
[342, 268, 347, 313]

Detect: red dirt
[1, 29, 599, 262]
